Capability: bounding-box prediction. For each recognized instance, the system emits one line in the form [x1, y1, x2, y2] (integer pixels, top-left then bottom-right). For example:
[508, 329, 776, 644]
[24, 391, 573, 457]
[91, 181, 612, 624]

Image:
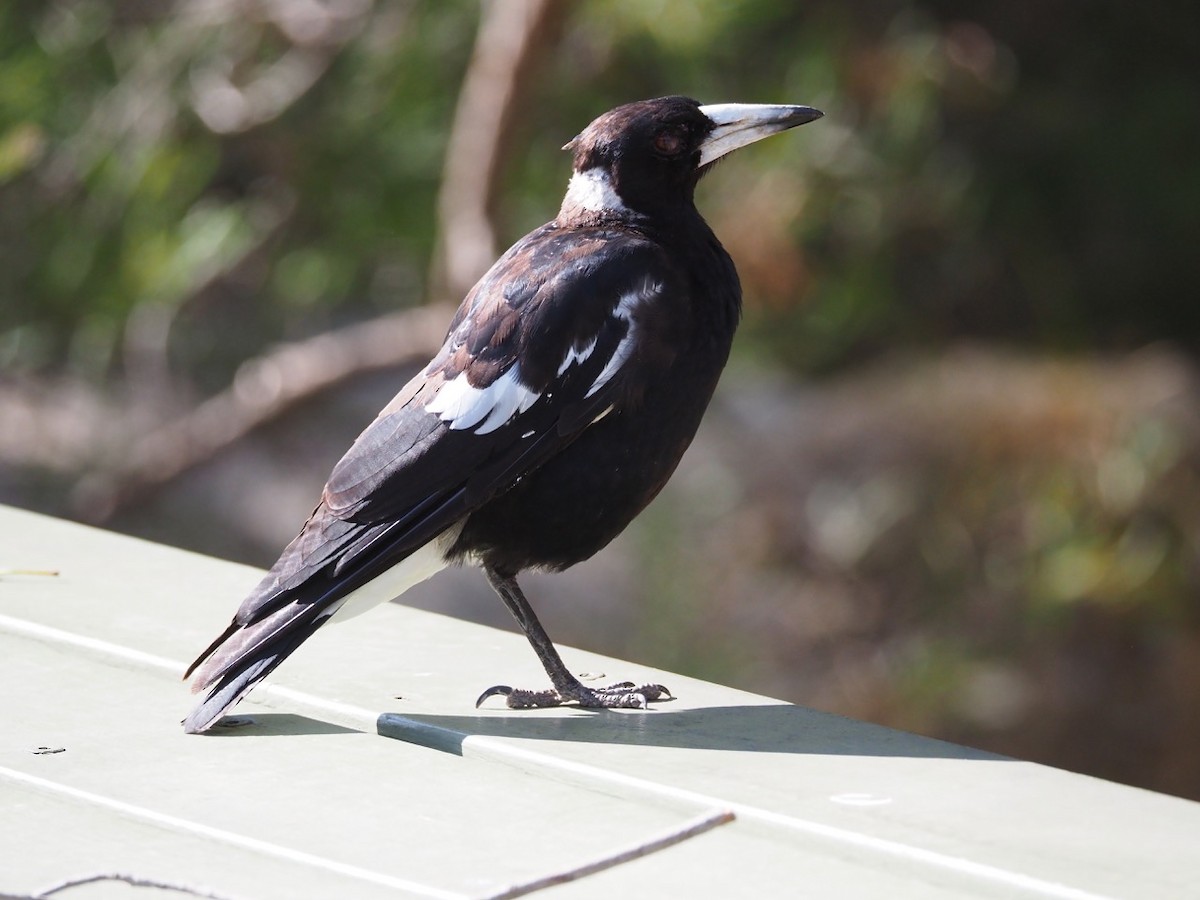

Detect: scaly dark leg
[476, 566, 671, 709]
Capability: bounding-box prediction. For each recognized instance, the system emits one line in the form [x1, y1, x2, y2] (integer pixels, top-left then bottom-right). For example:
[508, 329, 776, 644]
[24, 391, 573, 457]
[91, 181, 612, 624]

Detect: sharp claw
[475, 685, 513, 708]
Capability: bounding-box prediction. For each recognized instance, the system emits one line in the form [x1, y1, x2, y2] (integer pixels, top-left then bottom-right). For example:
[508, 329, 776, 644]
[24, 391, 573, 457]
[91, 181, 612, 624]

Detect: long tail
[182, 521, 460, 733]
[182, 600, 331, 734]
[181, 472, 471, 734]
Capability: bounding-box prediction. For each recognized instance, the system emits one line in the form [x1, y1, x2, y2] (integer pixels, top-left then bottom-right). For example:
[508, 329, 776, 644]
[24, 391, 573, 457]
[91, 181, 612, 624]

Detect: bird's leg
[477, 567, 671, 710]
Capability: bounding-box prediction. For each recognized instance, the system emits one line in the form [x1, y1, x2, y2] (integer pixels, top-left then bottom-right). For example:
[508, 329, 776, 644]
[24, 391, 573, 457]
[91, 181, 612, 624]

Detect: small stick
[33, 872, 239, 900]
[482, 808, 736, 900]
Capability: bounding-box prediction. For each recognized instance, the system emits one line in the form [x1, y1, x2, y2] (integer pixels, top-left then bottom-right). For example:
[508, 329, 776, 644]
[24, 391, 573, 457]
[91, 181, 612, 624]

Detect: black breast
[452, 223, 740, 575]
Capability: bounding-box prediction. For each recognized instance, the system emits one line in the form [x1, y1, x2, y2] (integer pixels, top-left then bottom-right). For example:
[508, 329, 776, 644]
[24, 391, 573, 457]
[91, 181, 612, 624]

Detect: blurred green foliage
[4, 1, 1198, 385]
[0, 1, 479, 385]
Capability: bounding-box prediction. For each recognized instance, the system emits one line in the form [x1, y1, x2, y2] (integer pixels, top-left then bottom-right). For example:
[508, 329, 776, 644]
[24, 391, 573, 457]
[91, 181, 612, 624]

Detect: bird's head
[559, 95, 822, 222]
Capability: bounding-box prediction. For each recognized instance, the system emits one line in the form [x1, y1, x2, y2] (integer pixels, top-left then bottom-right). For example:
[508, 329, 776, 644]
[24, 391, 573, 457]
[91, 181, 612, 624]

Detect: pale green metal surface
[2, 503, 1198, 899]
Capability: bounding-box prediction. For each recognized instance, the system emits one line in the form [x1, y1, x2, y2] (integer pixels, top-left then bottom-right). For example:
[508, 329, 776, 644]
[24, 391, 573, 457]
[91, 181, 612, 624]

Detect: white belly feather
[323, 524, 461, 624]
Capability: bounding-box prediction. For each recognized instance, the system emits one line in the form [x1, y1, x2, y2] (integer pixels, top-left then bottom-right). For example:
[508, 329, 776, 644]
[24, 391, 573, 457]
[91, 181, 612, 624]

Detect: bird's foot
[476, 680, 672, 710]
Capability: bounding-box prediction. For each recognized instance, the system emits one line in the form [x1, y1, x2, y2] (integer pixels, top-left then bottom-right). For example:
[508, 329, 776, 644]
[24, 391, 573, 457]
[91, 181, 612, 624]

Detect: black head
[559, 95, 822, 222]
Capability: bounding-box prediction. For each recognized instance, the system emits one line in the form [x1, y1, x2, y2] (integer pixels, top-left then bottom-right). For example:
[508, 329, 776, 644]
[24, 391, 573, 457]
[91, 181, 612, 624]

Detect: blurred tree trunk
[430, 0, 568, 302]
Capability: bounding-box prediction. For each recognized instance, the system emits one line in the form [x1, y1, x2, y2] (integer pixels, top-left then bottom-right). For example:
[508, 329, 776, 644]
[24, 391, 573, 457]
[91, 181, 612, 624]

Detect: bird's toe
[474, 679, 673, 710]
[589, 681, 674, 708]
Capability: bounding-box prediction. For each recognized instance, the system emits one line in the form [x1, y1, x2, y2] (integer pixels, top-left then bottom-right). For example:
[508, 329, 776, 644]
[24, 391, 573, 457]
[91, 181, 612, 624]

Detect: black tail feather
[183, 620, 239, 681]
[182, 597, 332, 733]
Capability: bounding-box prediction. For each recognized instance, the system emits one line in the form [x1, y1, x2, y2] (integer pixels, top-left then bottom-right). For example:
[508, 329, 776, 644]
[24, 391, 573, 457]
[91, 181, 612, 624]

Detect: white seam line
[0, 613, 184, 675]
[0, 767, 466, 900]
[1, 614, 1118, 900]
[450, 736, 1115, 900]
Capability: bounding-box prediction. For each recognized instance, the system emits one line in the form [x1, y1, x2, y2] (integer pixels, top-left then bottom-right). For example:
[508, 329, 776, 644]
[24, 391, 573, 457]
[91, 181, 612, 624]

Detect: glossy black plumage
[183, 96, 821, 732]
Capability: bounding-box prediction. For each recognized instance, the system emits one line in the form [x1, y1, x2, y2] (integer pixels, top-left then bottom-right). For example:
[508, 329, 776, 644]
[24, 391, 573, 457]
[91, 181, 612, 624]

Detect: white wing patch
[426, 366, 540, 435]
[585, 279, 659, 398]
[426, 277, 660, 434]
[557, 336, 598, 375]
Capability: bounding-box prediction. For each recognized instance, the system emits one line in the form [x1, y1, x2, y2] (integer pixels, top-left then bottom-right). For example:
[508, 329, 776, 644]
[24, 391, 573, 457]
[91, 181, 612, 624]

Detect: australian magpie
[183, 95, 822, 733]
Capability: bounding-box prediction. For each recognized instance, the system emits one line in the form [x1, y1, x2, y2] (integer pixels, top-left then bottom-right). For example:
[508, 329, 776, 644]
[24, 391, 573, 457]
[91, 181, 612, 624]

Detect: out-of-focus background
[3, 0, 1199, 799]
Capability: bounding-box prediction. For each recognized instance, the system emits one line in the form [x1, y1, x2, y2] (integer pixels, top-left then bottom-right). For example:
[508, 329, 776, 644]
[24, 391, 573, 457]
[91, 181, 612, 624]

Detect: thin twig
[480, 809, 736, 900]
[73, 303, 453, 521]
[188, 0, 382, 135]
[32, 872, 241, 900]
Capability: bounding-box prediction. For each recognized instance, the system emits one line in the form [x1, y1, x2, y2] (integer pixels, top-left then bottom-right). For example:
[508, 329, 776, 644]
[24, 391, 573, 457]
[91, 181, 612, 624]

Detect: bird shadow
[203, 712, 359, 737]
[377, 703, 1006, 760]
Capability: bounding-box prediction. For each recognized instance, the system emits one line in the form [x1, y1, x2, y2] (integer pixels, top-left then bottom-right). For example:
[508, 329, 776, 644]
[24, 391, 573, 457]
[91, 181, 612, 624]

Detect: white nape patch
[585, 279, 659, 398]
[557, 336, 598, 376]
[564, 167, 627, 214]
[425, 366, 540, 435]
[323, 525, 461, 624]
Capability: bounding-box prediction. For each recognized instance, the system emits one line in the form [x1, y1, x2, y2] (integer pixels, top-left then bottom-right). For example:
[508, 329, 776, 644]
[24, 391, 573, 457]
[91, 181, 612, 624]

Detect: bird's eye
[653, 129, 686, 157]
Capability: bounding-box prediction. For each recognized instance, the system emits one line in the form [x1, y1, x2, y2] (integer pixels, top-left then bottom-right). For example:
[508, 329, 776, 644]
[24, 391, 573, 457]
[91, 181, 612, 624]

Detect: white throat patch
[563, 168, 628, 214]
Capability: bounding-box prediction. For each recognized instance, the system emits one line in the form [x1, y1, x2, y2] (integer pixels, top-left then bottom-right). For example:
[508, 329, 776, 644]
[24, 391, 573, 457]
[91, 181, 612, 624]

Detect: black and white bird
[183, 96, 822, 733]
